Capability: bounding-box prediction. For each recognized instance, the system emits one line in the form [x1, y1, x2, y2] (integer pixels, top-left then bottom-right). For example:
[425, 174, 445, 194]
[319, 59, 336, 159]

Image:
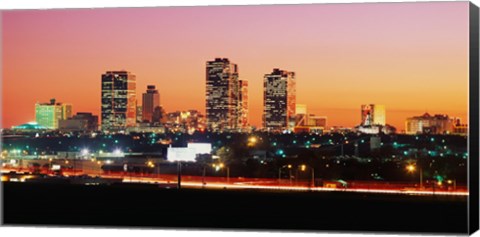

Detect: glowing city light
[81, 148, 89, 155]
[114, 149, 123, 155]
[406, 164, 416, 173]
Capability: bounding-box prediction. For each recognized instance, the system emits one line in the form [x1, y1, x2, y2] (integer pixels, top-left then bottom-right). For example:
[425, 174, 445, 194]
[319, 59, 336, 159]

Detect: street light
[447, 179, 457, 191]
[406, 163, 423, 189]
[156, 161, 161, 179]
[213, 163, 229, 183]
[48, 158, 53, 174]
[113, 149, 123, 156]
[75, 148, 89, 175]
[81, 148, 89, 156]
[299, 164, 315, 188]
[202, 165, 207, 187]
[278, 164, 292, 184]
[145, 161, 155, 176]
[247, 136, 258, 147]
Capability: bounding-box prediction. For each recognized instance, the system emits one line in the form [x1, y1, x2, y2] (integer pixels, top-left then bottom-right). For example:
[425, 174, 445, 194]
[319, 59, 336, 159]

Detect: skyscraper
[263, 68, 296, 131]
[142, 85, 160, 123]
[361, 104, 386, 126]
[35, 98, 72, 129]
[206, 58, 246, 131]
[238, 79, 249, 129]
[101, 71, 136, 130]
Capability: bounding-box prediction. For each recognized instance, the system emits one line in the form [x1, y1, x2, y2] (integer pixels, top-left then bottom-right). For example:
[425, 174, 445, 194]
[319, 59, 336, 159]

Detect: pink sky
[2, 2, 470, 130]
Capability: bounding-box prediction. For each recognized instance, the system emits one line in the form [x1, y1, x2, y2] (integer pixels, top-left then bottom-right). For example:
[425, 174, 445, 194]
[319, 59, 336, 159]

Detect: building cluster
[405, 113, 467, 135]
[204, 59, 325, 133]
[293, 104, 327, 133]
[10, 58, 468, 136]
[165, 110, 206, 134]
[355, 104, 396, 134]
[59, 113, 98, 132]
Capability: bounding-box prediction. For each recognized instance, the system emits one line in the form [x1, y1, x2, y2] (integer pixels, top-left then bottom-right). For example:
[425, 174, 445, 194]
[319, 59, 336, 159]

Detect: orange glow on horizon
[2, 3, 469, 130]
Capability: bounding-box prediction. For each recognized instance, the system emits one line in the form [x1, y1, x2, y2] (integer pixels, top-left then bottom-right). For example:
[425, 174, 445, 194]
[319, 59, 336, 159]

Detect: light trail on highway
[118, 175, 468, 196]
[1, 167, 468, 196]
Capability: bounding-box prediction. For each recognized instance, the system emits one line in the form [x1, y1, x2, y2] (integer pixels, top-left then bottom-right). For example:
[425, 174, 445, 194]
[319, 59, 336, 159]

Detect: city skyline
[2, 2, 469, 130]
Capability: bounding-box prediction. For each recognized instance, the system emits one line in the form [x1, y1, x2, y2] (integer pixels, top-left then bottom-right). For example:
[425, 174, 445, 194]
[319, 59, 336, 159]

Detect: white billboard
[167, 147, 197, 162]
[187, 143, 212, 155]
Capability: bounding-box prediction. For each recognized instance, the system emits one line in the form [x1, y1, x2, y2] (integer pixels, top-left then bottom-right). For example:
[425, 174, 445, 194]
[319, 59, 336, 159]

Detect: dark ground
[2, 182, 468, 234]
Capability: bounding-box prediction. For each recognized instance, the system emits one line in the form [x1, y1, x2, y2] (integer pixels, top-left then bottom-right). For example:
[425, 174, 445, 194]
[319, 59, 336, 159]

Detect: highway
[118, 174, 469, 196]
[1, 166, 467, 196]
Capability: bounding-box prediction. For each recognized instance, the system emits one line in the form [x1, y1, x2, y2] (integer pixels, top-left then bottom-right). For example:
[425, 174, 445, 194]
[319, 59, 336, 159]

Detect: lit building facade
[238, 79, 249, 129]
[142, 85, 160, 123]
[101, 71, 137, 130]
[453, 118, 468, 135]
[263, 68, 296, 132]
[361, 104, 385, 126]
[295, 104, 308, 127]
[35, 98, 72, 129]
[12, 122, 48, 131]
[206, 58, 246, 131]
[293, 104, 327, 134]
[308, 115, 327, 127]
[405, 113, 455, 135]
[166, 110, 205, 133]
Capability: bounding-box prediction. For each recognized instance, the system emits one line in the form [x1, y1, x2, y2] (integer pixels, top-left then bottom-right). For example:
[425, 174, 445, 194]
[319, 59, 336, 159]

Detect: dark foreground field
[2, 182, 468, 234]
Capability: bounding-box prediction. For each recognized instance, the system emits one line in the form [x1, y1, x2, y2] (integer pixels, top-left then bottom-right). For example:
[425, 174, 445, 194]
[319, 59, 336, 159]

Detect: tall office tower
[263, 68, 296, 131]
[142, 85, 160, 123]
[360, 104, 386, 126]
[101, 71, 136, 130]
[35, 98, 72, 129]
[238, 79, 249, 129]
[206, 58, 245, 131]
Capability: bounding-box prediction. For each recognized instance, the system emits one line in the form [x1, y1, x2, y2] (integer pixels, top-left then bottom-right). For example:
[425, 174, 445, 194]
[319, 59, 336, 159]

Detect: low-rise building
[59, 112, 98, 132]
[405, 113, 455, 135]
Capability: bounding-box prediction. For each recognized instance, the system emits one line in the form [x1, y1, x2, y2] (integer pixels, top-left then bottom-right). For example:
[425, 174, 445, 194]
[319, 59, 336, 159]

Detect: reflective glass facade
[35, 99, 72, 129]
[263, 68, 296, 132]
[101, 71, 136, 130]
[206, 58, 246, 131]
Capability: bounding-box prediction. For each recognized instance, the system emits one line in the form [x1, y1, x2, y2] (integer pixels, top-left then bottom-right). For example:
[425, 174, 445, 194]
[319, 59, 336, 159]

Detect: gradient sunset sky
[2, 2, 470, 130]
